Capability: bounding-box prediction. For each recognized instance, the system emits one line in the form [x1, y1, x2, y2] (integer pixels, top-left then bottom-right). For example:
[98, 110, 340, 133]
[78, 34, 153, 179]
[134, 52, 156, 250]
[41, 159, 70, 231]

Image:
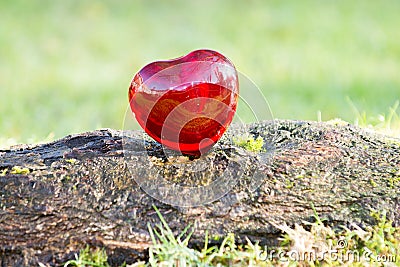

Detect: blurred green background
[1, 0, 399, 147]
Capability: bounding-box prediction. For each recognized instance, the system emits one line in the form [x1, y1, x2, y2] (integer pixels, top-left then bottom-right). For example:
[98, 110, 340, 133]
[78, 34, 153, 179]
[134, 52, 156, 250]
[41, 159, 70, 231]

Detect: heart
[128, 49, 239, 156]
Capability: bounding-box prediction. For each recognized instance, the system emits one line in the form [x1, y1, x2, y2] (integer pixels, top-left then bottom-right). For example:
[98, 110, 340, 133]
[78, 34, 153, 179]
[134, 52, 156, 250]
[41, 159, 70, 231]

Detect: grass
[63, 206, 400, 267]
[347, 99, 400, 138]
[63, 246, 111, 267]
[1, 0, 400, 147]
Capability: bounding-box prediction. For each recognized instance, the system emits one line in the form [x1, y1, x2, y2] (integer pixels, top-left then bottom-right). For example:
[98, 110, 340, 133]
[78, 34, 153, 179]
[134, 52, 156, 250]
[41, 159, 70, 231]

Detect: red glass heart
[128, 49, 239, 156]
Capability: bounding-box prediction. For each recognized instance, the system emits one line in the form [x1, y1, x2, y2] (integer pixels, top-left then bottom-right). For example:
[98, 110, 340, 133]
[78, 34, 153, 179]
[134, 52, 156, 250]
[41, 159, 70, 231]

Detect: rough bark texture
[0, 120, 399, 266]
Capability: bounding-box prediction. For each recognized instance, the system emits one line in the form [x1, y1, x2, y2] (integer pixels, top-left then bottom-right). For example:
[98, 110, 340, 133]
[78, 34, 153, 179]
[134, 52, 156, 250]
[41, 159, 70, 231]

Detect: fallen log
[0, 120, 399, 266]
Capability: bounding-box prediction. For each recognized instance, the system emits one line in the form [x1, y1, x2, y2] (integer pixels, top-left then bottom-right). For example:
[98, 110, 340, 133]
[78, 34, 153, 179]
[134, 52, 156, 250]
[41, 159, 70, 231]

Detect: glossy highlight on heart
[128, 49, 239, 156]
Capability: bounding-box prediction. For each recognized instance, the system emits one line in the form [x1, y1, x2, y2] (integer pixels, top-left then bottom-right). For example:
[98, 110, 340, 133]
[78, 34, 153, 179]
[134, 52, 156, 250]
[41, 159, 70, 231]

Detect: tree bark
[0, 120, 399, 266]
